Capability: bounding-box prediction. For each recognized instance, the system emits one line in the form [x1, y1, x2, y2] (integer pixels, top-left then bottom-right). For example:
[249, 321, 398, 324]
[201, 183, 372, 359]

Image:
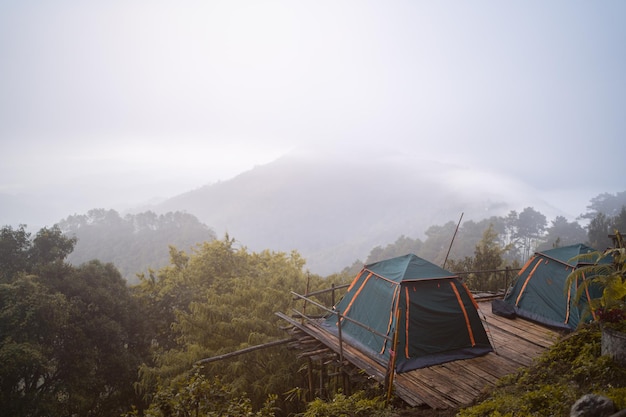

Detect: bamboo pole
[292, 283, 349, 299]
[195, 338, 293, 365]
[307, 357, 314, 401]
[302, 273, 310, 324]
[385, 308, 401, 404]
[443, 212, 463, 269]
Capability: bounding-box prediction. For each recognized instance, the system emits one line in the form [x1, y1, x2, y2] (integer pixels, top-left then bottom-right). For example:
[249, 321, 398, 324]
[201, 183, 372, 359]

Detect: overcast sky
[1, 1, 625, 226]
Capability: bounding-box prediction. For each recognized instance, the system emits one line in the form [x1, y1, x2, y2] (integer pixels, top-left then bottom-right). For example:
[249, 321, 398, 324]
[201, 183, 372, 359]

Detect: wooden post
[337, 309, 344, 364]
[336, 308, 345, 394]
[504, 266, 511, 296]
[307, 357, 314, 401]
[319, 357, 324, 398]
[195, 338, 292, 365]
[385, 308, 401, 404]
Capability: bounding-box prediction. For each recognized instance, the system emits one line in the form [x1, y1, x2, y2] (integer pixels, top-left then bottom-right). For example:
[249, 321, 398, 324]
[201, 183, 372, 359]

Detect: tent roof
[364, 253, 457, 283]
[535, 243, 603, 267]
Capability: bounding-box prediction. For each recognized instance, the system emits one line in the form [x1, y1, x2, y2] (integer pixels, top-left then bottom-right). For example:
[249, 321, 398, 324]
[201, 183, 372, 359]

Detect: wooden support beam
[195, 338, 293, 365]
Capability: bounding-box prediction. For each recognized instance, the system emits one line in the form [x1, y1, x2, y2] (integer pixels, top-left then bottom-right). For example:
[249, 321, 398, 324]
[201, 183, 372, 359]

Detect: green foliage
[585, 198, 626, 250]
[587, 212, 614, 251]
[514, 207, 547, 261]
[300, 391, 391, 417]
[0, 226, 149, 417]
[355, 209, 551, 279]
[566, 231, 626, 330]
[126, 372, 277, 417]
[606, 387, 626, 410]
[0, 225, 31, 282]
[0, 225, 76, 283]
[134, 237, 327, 412]
[366, 235, 424, 265]
[30, 225, 77, 267]
[444, 224, 518, 293]
[458, 325, 626, 417]
[58, 209, 215, 282]
[0, 275, 71, 417]
[536, 215, 588, 252]
[581, 191, 626, 221]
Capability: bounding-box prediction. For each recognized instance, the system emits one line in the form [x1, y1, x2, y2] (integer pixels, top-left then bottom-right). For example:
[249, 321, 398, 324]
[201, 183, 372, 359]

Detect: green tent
[323, 254, 493, 373]
[500, 244, 605, 330]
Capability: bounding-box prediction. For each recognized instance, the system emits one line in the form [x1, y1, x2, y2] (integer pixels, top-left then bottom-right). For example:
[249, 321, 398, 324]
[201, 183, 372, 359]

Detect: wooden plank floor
[277, 300, 564, 410]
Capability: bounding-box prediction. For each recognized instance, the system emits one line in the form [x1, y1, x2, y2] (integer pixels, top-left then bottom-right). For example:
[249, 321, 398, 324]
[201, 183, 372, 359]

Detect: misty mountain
[152, 151, 562, 275]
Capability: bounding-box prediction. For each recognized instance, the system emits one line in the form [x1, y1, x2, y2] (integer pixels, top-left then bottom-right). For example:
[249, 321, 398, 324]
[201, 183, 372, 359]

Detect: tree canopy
[2, 190, 625, 416]
[58, 209, 216, 282]
[0, 225, 149, 417]
[133, 236, 334, 413]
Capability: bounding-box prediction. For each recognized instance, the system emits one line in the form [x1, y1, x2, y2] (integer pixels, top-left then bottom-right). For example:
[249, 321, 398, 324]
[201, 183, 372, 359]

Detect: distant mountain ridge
[153, 151, 557, 275]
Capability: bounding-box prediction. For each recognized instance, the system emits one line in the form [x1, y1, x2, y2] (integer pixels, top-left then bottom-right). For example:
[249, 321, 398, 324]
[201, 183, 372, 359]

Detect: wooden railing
[455, 267, 521, 296]
[291, 285, 396, 401]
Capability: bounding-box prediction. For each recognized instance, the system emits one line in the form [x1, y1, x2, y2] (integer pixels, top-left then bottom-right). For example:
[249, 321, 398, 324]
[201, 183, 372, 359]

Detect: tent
[322, 254, 493, 373]
[498, 243, 606, 330]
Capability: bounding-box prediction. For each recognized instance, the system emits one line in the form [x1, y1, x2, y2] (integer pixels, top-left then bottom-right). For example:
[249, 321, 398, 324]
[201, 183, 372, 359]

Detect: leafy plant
[124, 372, 277, 417]
[458, 325, 626, 416]
[299, 391, 391, 417]
[566, 231, 626, 331]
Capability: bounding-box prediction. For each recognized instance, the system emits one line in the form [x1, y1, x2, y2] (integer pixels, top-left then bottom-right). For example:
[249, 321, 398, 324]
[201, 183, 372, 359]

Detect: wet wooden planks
[277, 300, 564, 410]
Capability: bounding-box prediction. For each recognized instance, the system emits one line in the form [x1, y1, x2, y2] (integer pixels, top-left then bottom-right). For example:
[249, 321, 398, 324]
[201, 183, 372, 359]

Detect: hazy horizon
[2, 1, 625, 230]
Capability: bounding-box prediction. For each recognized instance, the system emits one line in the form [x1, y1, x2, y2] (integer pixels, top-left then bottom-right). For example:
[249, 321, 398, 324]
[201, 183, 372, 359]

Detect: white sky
[1, 1, 625, 225]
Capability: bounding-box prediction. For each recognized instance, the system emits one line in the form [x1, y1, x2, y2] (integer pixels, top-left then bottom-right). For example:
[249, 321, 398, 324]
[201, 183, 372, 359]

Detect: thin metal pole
[443, 212, 463, 269]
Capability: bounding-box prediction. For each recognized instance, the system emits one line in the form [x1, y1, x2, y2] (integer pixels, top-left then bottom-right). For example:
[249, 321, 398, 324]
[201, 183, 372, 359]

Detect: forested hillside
[57, 209, 216, 283]
[338, 192, 626, 277]
[53, 192, 626, 283]
[154, 152, 567, 274]
[2, 190, 625, 416]
[0, 226, 343, 416]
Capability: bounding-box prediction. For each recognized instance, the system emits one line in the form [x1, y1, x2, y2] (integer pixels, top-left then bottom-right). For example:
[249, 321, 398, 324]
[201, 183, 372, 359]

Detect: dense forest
[1, 191, 625, 416]
[56, 192, 626, 285]
[58, 210, 216, 283]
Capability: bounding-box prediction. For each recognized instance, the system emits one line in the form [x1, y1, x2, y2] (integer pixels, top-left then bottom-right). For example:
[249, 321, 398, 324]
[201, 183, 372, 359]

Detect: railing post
[505, 266, 510, 295]
[331, 283, 336, 308]
[302, 273, 310, 324]
[337, 308, 344, 364]
[385, 308, 400, 405]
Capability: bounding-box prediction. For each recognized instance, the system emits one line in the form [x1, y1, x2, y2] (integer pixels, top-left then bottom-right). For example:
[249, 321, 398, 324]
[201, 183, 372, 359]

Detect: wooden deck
[277, 300, 564, 409]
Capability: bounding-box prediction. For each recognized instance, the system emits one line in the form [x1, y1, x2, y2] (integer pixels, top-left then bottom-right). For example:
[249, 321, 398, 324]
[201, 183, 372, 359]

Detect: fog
[1, 1, 625, 229]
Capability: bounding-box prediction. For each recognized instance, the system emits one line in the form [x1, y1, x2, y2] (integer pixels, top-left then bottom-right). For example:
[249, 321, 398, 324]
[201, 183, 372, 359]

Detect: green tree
[59, 209, 215, 282]
[365, 235, 423, 264]
[448, 224, 509, 292]
[588, 212, 612, 250]
[473, 224, 505, 272]
[537, 216, 587, 251]
[134, 237, 325, 413]
[29, 225, 77, 267]
[0, 226, 149, 417]
[419, 221, 458, 265]
[0, 275, 71, 417]
[580, 191, 626, 221]
[0, 225, 31, 283]
[55, 261, 149, 416]
[612, 206, 626, 235]
[515, 207, 547, 261]
[129, 373, 276, 417]
[502, 210, 522, 261]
